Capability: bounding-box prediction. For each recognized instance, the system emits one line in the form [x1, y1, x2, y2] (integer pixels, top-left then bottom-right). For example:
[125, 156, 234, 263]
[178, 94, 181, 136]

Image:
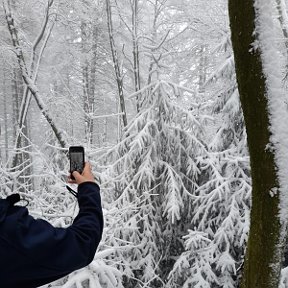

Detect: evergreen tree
[165, 16, 251, 287]
[99, 80, 210, 287]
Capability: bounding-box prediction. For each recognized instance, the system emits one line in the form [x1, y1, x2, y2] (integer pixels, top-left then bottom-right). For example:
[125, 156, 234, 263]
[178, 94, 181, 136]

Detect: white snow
[254, 0, 288, 223]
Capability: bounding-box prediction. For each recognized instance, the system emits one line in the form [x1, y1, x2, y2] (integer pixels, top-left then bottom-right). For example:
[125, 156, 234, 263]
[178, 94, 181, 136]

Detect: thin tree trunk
[4, 0, 67, 149]
[146, 0, 168, 86]
[3, 71, 9, 162]
[83, 63, 90, 140]
[132, 0, 141, 111]
[0, 124, 1, 161]
[198, 45, 207, 94]
[10, 64, 32, 189]
[229, 0, 282, 287]
[147, 0, 159, 86]
[18, 0, 55, 133]
[8, 0, 57, 171]
[81, 20, 97, 144]
[11, 67, 20, 138]
[11, 67, 25, 170]
[88, 25, 98, 144]
[106, 0, 128, 127]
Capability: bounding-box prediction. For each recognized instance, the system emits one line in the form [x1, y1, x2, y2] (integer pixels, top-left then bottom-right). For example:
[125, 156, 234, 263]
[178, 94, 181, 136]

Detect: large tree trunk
[229, 1, 282, 287]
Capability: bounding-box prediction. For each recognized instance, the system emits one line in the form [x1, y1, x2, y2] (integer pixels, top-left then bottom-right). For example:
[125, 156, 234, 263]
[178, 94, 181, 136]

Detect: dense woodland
[1, 0, 288, 287]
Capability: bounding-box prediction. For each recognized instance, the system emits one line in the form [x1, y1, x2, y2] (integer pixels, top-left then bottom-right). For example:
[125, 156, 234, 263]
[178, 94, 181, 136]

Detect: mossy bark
[228, 0, 282, 287]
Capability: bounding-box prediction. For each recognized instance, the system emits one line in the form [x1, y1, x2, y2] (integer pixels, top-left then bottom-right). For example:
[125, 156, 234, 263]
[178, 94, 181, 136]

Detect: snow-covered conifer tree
[98, 80, 211, 287]
[167, 24, 251, 288]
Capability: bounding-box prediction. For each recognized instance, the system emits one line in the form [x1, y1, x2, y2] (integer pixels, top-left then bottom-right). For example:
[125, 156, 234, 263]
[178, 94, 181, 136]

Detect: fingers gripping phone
[69, 146, 85, 180]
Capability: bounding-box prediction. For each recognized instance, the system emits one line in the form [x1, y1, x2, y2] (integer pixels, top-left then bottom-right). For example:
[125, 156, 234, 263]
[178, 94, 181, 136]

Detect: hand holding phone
[69, 162, 95, 185]
[69, 146, 85, 180]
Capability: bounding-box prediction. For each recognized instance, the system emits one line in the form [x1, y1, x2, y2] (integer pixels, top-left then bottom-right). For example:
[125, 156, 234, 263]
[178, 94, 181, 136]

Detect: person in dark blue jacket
[0, 162, 103, 288]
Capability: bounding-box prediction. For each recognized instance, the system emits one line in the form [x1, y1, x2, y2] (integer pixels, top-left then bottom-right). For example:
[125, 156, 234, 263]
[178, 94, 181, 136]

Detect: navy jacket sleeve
[0, 182, 103, 288]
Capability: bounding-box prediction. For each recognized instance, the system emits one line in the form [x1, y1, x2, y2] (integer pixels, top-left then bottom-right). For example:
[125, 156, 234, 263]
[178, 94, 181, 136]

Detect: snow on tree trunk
[229, 0, 288, 286]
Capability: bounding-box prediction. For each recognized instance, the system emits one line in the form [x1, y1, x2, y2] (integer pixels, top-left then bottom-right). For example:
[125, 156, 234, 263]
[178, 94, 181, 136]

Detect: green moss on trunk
[228, 0, 282, 287]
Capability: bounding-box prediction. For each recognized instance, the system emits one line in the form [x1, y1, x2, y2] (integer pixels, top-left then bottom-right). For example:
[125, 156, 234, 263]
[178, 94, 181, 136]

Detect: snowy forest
[1, 0, 288, 287]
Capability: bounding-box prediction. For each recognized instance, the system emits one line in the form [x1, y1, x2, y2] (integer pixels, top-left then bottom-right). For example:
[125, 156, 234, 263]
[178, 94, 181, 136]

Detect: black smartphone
[69, 146, 85, 180]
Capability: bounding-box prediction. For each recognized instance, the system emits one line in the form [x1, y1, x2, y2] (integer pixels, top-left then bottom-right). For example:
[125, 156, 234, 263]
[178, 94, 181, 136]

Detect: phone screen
[70, 152, 84, 173]
[69, 146, 85, 178]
